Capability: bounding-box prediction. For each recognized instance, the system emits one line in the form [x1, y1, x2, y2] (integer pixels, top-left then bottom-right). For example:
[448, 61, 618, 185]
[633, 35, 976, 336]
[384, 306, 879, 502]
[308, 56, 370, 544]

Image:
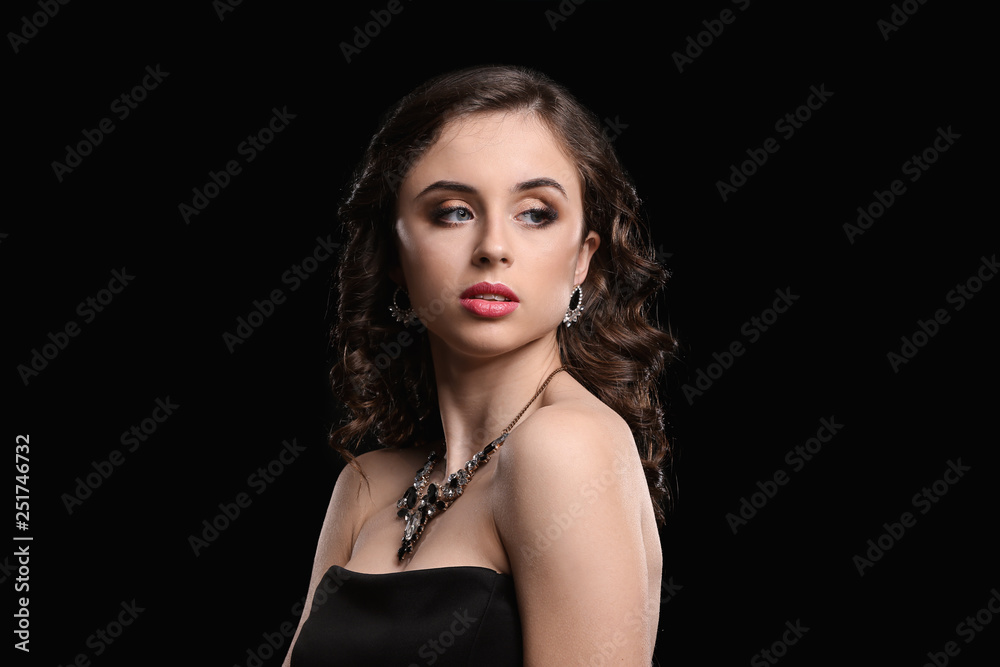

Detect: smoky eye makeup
[516, 204, 559, 225]
[429, 204, 474, 225]
[427, 203, 560, 228]
[422, 190, 565, 228]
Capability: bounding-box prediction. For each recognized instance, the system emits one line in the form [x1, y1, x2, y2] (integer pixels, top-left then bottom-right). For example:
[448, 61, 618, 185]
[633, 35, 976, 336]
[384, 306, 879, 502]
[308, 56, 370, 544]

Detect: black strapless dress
[290, 564, 523, 666]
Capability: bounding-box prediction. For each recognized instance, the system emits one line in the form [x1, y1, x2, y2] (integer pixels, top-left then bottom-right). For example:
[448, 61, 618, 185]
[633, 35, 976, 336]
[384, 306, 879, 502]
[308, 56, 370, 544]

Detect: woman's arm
[496, 406, 658, 666]
[282, 458, 365, 666]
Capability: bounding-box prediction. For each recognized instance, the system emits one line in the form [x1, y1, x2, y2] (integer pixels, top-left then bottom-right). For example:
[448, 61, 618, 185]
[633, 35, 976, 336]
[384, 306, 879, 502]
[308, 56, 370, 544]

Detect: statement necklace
[396, 366, 566, 561]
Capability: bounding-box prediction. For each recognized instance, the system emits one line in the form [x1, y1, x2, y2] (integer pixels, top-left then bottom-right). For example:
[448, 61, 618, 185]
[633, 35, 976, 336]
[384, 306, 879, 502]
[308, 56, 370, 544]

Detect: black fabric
[291, 564, 523, 666]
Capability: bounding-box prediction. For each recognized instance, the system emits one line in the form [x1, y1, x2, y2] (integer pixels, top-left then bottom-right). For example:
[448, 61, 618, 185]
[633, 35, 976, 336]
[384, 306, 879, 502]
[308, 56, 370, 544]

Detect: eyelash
[430, 205, 559, 228]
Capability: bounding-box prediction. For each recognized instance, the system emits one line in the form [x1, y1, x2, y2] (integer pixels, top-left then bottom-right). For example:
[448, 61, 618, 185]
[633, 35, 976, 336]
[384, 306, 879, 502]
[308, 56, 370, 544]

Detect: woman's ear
[573, 230, 601, 286]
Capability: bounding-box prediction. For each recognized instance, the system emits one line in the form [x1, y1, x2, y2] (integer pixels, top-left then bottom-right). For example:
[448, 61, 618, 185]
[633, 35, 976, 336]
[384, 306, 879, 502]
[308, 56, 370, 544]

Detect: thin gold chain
[500, 366, 566, 435]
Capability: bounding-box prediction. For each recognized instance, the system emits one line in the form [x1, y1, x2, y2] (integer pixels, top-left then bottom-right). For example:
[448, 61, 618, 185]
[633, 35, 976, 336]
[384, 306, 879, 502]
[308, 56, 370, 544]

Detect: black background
[5, 1, 995, 665]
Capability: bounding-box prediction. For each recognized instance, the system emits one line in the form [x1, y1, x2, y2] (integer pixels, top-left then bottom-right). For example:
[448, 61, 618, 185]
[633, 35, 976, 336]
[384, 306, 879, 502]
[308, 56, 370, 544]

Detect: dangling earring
[389, 286, 419, 326]
[563, 284, 584, 327]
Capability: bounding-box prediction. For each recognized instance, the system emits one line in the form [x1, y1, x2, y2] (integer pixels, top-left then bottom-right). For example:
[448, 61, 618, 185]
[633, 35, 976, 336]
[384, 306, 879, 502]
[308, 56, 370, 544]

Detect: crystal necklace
[396, 366, 566, 561]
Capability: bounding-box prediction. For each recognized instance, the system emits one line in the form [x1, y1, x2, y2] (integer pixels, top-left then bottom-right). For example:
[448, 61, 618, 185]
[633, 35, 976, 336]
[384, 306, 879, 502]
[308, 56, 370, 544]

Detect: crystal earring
[389, 286, 419, 326]
[563, 284, 584, 327]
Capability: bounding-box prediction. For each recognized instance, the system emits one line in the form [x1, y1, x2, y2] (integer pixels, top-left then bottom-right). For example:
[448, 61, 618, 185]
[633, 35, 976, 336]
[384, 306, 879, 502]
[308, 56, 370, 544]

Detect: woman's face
[394, 111, 599, 359]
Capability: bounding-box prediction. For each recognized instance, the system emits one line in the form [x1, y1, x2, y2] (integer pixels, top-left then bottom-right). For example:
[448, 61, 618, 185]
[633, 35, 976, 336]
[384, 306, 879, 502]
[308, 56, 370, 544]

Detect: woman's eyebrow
[513, 178, 567, 199]
[414, 178, 567, 201]
[414, 180, 477, 199]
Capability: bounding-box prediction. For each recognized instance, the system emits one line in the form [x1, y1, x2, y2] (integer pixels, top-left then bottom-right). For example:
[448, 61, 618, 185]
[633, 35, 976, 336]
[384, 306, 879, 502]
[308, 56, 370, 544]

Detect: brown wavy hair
[328, 65, 677, 523]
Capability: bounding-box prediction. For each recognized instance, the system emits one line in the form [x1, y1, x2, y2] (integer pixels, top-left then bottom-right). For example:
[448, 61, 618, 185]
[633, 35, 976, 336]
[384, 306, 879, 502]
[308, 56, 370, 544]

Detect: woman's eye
[517, 206, 558, 226]
[436, 206, 474, 224]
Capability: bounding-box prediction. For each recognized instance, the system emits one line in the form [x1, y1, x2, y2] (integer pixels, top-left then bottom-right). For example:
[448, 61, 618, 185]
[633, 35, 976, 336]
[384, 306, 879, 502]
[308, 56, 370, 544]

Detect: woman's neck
[426, 333, 565, 477]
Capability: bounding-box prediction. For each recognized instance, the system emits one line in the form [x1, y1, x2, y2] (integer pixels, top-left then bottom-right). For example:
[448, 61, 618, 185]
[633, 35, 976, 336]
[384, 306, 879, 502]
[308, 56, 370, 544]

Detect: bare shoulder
[494, 391, 650, 546]
[491, 381, 659, 663]
[496, 388, 643, 497]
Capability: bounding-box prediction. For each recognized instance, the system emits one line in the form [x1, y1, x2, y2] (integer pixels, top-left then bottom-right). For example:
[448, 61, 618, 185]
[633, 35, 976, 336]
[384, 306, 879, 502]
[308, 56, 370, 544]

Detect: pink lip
[459, 282, 519, 318]
[460, 282, 519, 301]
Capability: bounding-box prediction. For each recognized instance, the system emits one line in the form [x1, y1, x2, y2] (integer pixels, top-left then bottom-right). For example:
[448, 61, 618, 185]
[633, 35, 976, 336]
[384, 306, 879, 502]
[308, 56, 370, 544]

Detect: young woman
[285, 65, 675, 666]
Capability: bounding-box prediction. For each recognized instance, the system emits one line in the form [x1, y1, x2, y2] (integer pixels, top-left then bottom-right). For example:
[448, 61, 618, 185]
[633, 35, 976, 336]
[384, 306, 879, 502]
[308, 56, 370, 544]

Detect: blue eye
[434, 206, 474, 224]
[517, 207, 558, 226]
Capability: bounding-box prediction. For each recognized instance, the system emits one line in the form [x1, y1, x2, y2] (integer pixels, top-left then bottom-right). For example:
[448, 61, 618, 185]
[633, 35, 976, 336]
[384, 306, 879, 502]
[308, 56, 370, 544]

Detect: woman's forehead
[401, 111, 581, 201]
